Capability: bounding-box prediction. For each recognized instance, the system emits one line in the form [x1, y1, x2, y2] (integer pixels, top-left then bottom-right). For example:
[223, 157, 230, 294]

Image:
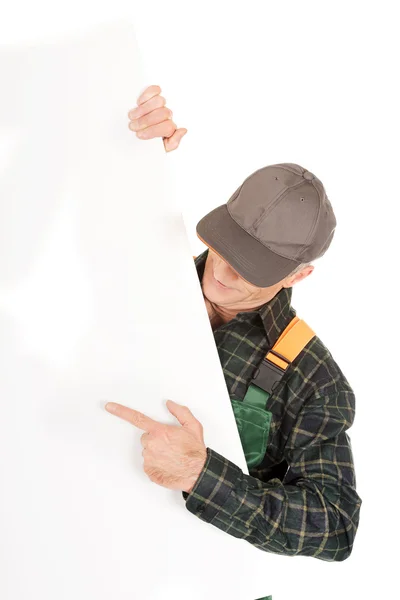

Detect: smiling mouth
[213, 275, 229, 289]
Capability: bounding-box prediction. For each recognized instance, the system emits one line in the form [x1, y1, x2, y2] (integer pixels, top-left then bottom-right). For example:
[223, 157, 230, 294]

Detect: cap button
[303, 170, 315, 181]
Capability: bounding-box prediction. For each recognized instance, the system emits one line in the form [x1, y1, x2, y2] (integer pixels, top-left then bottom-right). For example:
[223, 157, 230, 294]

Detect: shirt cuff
[181, 447, 242, 523]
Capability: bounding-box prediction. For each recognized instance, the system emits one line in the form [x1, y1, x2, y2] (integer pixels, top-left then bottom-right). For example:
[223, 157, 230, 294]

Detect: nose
[214, 259, 236, 285]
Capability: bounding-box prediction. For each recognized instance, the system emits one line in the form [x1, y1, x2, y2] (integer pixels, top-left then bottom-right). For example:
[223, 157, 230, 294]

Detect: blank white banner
[0, 21, 295, 600]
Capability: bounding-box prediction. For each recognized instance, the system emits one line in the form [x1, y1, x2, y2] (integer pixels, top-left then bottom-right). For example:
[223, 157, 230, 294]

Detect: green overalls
[230, 317, 315, 600]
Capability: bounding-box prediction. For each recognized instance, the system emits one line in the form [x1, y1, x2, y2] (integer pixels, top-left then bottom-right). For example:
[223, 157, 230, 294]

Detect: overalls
[230, 317, 315, 600]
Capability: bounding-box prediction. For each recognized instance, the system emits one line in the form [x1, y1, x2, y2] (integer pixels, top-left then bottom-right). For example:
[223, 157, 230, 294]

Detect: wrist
[182, 449, 207, 494]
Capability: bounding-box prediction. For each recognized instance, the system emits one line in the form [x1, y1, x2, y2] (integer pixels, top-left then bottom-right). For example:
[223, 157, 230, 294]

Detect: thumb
[166, 400, 203, 438]
[176, 127, 188, 140]
[163, 128, 187, 152]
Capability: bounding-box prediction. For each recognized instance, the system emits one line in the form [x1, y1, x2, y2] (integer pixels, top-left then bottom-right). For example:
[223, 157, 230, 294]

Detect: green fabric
[243, 382, 271, 408]
[231, 385, 272, 468]
[182, 250, 361, 562]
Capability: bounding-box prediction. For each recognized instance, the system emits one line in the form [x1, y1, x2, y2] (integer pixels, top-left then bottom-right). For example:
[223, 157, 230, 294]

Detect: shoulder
[301, 333, 354, 394]
[280, 331, 356, 424]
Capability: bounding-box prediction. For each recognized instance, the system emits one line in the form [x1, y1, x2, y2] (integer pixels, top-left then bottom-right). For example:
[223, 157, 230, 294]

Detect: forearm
[183, 448, 361, 561]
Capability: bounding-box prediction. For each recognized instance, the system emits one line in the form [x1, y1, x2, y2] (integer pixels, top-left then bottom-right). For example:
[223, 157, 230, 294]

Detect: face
[201, 248, 313, 313]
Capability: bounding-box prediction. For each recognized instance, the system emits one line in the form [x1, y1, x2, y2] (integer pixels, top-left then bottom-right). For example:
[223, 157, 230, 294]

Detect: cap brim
[196, 204, 300, 287]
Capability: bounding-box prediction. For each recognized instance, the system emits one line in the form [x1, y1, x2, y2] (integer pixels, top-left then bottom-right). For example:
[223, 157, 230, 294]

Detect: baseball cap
[196, 163, 336, 288]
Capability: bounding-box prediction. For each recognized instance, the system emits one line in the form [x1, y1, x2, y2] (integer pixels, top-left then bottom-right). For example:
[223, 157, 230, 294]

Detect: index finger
[105, 402, 160, 432]
[137, 85, 162, 106]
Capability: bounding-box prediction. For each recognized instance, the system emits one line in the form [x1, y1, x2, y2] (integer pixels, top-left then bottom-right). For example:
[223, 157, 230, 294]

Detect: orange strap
[266, 317, 315, 370]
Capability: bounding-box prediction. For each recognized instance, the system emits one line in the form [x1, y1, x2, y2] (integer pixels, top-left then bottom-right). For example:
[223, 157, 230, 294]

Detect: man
[105, 85, 361, 564]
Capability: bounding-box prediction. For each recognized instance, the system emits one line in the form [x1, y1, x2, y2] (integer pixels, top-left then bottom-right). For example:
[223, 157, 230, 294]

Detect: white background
[1, 2, 399, 599]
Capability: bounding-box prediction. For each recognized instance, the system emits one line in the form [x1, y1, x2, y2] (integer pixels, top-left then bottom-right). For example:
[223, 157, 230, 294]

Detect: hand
[105, 399, 207, 493]
[128, 85, 187, 152]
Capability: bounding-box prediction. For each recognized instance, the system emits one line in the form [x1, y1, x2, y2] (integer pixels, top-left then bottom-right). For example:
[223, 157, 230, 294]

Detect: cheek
[242, 286, 262, 303]
[241, 282, 255, 296]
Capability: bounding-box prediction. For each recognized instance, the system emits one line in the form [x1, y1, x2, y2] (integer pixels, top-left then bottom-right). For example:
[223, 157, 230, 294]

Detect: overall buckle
[250, 350, 289, 395]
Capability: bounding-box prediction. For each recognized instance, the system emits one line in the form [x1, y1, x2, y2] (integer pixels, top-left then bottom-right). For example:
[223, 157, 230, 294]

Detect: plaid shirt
[182, 249, 361, 561]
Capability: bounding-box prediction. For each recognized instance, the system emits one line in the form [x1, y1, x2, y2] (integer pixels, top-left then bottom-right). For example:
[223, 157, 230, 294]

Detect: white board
[0, 21, 290, 600]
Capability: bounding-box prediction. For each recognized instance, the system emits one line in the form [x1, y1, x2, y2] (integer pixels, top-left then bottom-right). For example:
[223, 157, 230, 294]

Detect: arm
[183, 387, 361, 561]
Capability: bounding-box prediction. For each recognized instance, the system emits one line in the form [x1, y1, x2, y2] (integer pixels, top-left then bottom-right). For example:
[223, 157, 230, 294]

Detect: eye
[300, 197, 304, 202]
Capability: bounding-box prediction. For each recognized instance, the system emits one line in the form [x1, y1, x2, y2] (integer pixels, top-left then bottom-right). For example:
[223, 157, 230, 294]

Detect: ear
[282, 265, 314, 288]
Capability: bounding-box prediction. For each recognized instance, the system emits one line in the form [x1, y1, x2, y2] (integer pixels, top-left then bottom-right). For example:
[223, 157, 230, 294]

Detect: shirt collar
[195, 249, 295, 347]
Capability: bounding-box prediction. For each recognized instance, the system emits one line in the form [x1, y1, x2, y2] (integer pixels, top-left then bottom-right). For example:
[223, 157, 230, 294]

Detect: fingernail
[129, 108, 140, 118]
[105, 402, 115, 412]
[137, 131, 146, 139]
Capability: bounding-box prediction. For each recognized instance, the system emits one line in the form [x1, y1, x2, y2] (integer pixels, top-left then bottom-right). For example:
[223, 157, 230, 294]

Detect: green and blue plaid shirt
[182, 249, 361, 561]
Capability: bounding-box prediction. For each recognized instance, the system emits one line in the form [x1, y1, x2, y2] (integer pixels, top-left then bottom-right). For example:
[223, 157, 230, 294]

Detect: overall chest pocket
[231, 398, 272, 469]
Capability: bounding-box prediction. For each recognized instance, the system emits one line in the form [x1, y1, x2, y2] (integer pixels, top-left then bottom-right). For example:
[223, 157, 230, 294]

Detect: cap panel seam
[252, 185, 291, 229]
[228, 165, 305, 229]
[295, 179, 323, 259]
[255, 179, 310, 233]
[229, 178, 307, 235]
[253, 179, 307, 253]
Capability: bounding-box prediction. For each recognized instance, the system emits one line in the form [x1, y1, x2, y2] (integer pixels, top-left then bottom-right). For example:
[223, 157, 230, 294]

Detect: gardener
[105, 85, 361, 565]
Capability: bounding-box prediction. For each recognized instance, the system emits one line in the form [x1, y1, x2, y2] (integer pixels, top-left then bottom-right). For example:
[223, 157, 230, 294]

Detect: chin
[203, 277, 234, 303]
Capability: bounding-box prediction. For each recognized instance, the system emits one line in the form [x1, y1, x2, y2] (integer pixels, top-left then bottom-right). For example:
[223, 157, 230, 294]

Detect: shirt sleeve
[181, 387, 361, 561]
